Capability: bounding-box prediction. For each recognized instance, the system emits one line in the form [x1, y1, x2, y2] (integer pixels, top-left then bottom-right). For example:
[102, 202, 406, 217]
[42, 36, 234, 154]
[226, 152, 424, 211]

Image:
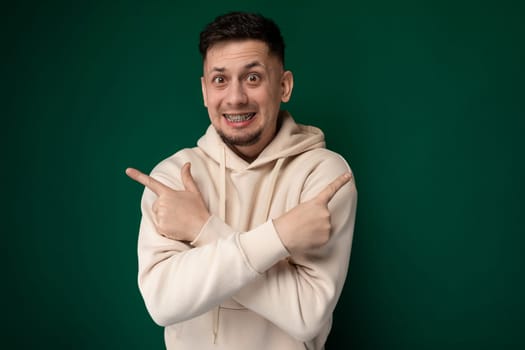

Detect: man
[126, 12, 357, 350]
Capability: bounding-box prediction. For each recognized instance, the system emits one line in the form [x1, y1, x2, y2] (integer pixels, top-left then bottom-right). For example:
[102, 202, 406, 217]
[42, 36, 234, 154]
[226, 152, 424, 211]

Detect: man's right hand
[126, 163, 210, 242]
[273, 172, 352, 254]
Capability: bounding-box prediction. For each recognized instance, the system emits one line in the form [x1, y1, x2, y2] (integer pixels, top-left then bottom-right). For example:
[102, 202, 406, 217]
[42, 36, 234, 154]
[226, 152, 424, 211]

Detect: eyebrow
[208, 61, 264, 74]
[245, 61, 263, 69]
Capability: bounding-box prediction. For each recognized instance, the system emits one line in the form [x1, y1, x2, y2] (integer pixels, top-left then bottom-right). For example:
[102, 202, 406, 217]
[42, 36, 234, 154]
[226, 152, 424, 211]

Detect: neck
[228, 143, 264, 163]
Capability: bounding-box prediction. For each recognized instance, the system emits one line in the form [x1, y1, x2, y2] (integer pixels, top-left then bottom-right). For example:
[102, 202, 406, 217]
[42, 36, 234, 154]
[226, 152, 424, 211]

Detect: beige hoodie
[137, 111, 357, 349]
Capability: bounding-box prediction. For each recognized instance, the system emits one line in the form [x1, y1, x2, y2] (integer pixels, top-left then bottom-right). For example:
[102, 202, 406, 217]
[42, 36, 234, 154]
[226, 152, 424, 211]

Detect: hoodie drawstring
[212, 306, 220, 344]
[212, 147, 284, 344]
[212, 146, 227, 344]
[258, 158, 284, 225]
[219, 145, 226, 223]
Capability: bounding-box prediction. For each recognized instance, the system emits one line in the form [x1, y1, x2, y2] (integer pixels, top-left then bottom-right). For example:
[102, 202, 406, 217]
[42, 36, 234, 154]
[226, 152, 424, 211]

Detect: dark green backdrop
[4, 0, 524, 348]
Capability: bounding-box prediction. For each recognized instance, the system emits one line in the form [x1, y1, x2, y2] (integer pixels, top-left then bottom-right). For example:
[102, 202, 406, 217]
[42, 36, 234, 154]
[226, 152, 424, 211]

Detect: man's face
[201, 39, 293, 161]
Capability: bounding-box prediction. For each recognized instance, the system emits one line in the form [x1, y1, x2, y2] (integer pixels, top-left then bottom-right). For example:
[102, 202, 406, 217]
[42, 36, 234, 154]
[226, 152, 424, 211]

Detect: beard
[216, 128, 262, 147]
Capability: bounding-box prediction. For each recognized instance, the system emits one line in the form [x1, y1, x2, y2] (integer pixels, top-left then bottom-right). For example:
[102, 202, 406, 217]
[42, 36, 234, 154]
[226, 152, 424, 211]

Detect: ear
[201, 76, 208, 107]
[280, 70, 294, 103]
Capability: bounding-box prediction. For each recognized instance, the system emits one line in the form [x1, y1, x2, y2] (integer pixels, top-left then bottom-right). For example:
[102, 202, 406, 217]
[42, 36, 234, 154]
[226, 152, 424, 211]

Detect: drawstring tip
[213, 302, 220, 345]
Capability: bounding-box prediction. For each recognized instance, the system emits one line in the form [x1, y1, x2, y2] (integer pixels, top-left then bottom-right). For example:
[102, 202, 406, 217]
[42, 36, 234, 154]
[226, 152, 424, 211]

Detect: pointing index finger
[315, 172, 352, 205]
[125, 167, 172, 195]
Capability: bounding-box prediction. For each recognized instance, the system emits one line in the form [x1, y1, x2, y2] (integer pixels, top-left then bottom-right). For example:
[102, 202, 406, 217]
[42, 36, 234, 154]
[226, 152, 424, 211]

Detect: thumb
[181, 162, 200, 193]
[315, 172, 352, 205]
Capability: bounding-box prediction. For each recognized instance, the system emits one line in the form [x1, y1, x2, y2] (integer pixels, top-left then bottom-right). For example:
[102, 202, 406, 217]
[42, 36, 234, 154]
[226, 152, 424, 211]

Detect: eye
[246, 73, 260, 84]
[212, 76, 225, 84]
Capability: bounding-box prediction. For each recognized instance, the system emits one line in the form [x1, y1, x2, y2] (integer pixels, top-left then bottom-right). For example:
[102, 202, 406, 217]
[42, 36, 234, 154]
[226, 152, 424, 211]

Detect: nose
[225, 81, 248, 106]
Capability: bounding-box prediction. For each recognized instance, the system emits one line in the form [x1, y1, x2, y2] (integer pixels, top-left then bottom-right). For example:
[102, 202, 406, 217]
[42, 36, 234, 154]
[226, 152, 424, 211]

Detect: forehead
[203, 39, 280, 73]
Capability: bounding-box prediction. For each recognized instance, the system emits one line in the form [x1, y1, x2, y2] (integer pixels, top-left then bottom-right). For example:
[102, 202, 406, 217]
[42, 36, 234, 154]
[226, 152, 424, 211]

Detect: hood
[197, 111, 326, 170]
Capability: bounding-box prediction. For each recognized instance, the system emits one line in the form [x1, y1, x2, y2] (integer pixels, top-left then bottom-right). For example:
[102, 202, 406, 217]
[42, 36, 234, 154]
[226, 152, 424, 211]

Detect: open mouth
[223, 113, 256, 123]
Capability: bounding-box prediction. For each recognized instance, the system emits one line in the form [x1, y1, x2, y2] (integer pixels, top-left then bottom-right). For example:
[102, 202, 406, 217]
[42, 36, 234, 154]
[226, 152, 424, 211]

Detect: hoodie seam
[234, 232, 264, 276]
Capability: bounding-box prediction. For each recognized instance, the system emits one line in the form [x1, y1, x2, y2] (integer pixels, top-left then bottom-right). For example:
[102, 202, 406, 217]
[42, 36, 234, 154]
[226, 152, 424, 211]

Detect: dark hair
[199, 12, 285, 65]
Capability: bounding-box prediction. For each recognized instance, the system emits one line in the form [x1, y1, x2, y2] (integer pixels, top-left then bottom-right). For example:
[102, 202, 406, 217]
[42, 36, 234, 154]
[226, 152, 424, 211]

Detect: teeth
[224, 113, 255, 122]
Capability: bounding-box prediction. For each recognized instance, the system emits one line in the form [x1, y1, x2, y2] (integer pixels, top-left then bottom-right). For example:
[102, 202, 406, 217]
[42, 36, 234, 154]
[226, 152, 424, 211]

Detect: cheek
[251, 86, 276, 105]
[260, 88, 282, 111]
[204, 91, 221, 109]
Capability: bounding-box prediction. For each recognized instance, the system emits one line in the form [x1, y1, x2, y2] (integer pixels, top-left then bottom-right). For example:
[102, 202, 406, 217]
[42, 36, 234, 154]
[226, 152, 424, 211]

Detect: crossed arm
[126, 163, 351, 252]
[126, 162, 356, 340]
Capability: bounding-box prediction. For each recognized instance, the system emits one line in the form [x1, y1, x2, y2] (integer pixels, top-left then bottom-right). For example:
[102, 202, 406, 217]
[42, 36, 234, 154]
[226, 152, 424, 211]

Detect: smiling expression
[201, 39, 293, 162]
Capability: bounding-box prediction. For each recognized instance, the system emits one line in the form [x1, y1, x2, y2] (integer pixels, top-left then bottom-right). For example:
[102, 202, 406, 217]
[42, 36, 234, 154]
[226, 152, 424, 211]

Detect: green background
[4, 0, 524, 348]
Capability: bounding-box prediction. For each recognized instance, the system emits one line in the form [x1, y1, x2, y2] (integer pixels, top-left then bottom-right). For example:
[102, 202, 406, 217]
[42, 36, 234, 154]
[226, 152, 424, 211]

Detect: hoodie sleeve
[137, 170, 289, 327]
[232, 155, 358, 342]
[137, 150, 356, 338]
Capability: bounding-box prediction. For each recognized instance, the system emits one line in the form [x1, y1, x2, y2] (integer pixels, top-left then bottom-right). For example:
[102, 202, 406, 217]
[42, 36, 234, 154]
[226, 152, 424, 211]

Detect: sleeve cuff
[238, 220, 290, 274]
[190, 215, 234, 247]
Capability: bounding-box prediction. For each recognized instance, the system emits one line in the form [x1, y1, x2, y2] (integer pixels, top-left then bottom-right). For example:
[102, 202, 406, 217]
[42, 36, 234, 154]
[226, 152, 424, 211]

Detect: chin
[218, 129, 262, 147]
